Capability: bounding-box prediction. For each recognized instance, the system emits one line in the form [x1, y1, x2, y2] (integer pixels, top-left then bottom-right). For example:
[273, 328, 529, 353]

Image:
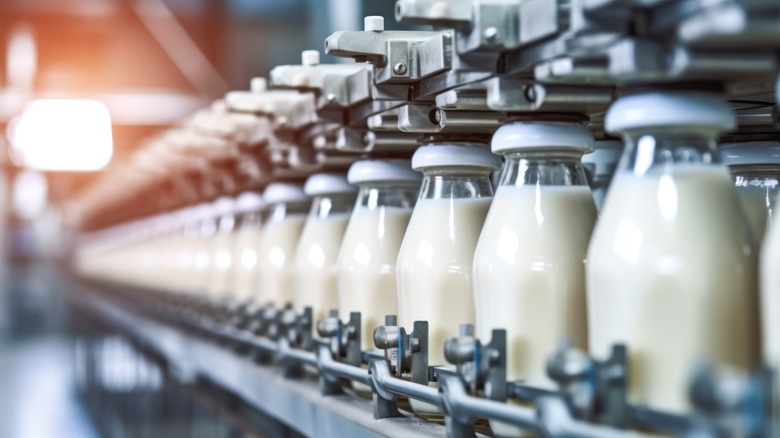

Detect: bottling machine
[67, 1, 780, 436]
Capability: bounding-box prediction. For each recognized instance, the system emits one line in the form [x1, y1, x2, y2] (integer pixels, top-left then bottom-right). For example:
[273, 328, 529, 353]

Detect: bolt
[483, 27, 500, 44]
[364, 15, 384, 32]
[429, 109, 443, 124]
[393, 63, 408, 75]
[524, 85, 537, 102]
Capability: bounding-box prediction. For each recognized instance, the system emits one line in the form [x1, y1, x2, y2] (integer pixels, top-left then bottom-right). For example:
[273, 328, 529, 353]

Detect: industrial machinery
[67, 1, 780, 436]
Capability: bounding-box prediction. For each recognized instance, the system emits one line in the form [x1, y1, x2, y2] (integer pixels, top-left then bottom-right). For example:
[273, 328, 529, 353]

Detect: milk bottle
[230, 192, 265, 305]
[206, 197, 238, 303]
[582, 139, 622, 210]
[189, 203, 218, 300]
[587, 91, 759, 413]
[255, 183, 308, 308]
[397, 143, 500, 418]
[293, 174, 357, 326]
[473, 122, 597, 436]
[337, 159, 421, 351]
[721, 141, 780, 245]
[762, 197, 780, 410]
[174, 205, 206, 297]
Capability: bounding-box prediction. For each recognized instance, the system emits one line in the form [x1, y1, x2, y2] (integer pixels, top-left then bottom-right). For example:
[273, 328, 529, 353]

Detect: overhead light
[10, 99, 113, 172]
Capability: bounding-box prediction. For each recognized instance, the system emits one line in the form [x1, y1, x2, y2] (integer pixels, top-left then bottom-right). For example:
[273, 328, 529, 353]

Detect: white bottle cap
[720, 141, 780, 166]
[412, 143, 501, 171]
[605, 92, 736, 135]
[194, 202, 216, 221]
[250, 77, 267, 93]
[263, 183, 308, 205]
[491, 121, 595, 154]
[347, 159, 422, 185]
[582, 140, 623, 178]
[304, 173, 358, 196]
[301, 50, 320, 66]
[364, 16, 384, 32]
[234, 191, 265, 213]
[212, 196, 236, 217]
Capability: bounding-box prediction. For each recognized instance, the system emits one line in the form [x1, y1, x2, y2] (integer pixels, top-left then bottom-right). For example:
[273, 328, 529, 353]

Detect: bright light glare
[11, 99, 113, 171]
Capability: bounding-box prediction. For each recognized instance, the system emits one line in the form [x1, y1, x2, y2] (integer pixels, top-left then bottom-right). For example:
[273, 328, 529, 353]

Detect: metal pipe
[372, 359, 443, 407]
[317, 346, 372, 386]
[438, 374, 541, 431]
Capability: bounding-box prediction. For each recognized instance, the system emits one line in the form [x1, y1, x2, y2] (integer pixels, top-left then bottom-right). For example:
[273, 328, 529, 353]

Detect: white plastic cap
[412, 143, 501, 171]
[235, 191, 265, 213]
[605, 92, 736, 135]
[302, 50, 320, 67]
[364, 16, 384, 32]
[250, 77, 267, 93]
[194, 202, 216, 221]
[212, 196, 236, 217]
[304, 173, 358, 196]
[347, 159, 422, 185]
[582, 140, 624, 178]
[721, 141, 780, 166]
[491, 121, 595, 154]
[263, 183, 308, 205]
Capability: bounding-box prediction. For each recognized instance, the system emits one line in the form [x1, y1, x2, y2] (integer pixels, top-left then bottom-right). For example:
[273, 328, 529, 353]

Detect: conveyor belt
[67, 280, 450, 438]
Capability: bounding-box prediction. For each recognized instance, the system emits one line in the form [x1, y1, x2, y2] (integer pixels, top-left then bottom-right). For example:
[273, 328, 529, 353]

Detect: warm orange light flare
[11, 99, 113, 172]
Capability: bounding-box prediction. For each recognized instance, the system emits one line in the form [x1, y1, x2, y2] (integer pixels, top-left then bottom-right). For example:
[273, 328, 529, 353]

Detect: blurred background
[0, 1, 396, 436]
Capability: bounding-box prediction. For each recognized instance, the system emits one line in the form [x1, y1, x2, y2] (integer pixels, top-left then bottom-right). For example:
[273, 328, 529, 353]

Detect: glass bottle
[337, 159, 421, 351]
[397, 142, 500, 418]
[582, 139, 622, 210]
[475, 121, 596, 383]
[721, 141, 780, 245]
[229, 191, 265, 307]
[587, 91, 759, 413]
[293, 174, 357, 327]
[474, 121, 597, 438]
[206, 197, 238, 304]
[255, 183, 309, 309]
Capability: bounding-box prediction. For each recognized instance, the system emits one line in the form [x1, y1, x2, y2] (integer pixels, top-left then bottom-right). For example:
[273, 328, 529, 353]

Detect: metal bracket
[687, 362, 775, 437]
[546, 341, 629, 428]
[373, 315, 431, 385]
[443, 325, 507, 402]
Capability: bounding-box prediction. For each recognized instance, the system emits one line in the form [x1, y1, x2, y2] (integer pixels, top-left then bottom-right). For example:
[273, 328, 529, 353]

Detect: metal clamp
[443, 324, 507, 402]
[373, 315, 431, 385]
[316, 310, 362, 367]
[546, 341, 629, 428]
[687, 362, 775, 437]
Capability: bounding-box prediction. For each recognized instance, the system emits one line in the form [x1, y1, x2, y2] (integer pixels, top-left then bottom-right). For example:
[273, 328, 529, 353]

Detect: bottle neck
[418, 167, 494, 200]
[217, 214, 236, 234]
[621, 130, 721, 177]
[266, 202, 309, 223]
[498, 150, 589, 187]
[731, 165, 780, 192]
[309, 194, 355, 219]
[237, 210, 263, 230]
[356, 182, 418, 210]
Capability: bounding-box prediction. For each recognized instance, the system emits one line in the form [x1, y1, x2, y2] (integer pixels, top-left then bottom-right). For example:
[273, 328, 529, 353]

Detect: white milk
[231, 226, 264, 304]
[398, 197, 492, 418]
[255, 214, 306, 307]
[474, 185, 596, 387]
[293, 213, 351, 325]
[338, 206, 412, 351]
[761, 198, 780, 405]
[189, 219, 217, 298]
[397, 197, 493, 366]
[207, 231, 237, 301]
[587, 165, 760, 413]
